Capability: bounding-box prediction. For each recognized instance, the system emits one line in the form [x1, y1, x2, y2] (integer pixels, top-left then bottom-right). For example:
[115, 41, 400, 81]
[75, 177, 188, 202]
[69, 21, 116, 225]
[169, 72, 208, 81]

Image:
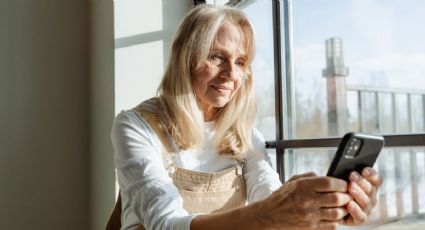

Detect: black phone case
[326, 132, 385, 181]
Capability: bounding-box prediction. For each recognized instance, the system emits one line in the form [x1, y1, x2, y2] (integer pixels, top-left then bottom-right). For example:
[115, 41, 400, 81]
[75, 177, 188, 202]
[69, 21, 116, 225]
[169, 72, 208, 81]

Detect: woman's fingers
[349, 171, 373, 195]
[317, 220, 342, 230]
[348, 168, 381, 209]
[349, 169, 382, 196]
[320, 207, 348, 221]
[319, 192, 351, 207]
[344, 168, 384, 226]
[293, 176, 351, 207]
[345, 200, 368, 225]
[348, 182, 372, 213]
[362, 167, 383, 187]
[308, 176, 348, 193]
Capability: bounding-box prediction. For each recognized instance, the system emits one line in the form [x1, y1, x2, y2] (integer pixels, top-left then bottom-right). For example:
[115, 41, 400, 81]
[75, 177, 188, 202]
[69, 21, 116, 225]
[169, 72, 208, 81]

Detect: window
[239, 0, 425, 228]
[242, 0, 279, 169]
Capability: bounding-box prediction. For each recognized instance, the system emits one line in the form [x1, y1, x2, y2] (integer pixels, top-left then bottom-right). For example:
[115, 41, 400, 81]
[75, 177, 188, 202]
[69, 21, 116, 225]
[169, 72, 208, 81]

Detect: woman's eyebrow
[211, 48, 247, 59]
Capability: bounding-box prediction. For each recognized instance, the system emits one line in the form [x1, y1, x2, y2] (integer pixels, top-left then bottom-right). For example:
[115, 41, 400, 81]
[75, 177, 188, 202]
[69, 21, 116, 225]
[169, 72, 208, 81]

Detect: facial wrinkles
[212, 22, 246, 92]
[191, 21, 248, 120]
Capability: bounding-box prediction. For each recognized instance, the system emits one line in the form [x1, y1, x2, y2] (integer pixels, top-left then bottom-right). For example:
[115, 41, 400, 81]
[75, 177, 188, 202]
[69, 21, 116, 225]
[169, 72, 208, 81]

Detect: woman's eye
[210, 54, 224, 63]
[236, 60, 246, 67]
[236, 61, 245, 67]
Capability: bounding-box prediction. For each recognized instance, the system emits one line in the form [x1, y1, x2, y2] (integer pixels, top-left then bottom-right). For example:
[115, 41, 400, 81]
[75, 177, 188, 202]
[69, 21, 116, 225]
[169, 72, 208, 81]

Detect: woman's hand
[343, 167, 383, 226]
[193, 169, 383, 230]
[252, 172, 351, 230]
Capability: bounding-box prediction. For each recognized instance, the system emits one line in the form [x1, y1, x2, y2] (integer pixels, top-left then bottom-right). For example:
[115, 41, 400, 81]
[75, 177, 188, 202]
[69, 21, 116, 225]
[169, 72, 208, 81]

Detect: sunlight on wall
[114, 0, 163, 38]
[114, 0, 165, 115]
[115, 41, 164, 114]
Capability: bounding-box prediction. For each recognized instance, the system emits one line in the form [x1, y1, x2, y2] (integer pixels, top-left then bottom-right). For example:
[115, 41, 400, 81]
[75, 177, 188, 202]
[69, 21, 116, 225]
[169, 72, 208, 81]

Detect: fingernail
[350, 172, 360, 181]
[348, 201, 356, 211]
[363, 168, 372, 177]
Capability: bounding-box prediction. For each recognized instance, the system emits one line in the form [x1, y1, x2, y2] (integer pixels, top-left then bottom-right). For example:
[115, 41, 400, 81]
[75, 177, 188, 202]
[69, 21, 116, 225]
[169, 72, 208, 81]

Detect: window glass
[242, 0, 277, 141]
[292, 0, 425, 139]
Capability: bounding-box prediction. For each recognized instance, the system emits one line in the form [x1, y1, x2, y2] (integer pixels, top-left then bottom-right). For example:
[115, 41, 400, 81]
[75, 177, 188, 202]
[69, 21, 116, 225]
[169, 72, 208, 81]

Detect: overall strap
[132, 98, 178, 174]
[106, 99, 176, 230]
[132, 99, 174, 154]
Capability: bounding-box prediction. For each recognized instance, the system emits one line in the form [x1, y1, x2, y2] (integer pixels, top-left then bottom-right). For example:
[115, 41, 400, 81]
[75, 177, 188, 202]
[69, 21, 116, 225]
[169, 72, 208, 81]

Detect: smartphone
[326, 132, 385, 181]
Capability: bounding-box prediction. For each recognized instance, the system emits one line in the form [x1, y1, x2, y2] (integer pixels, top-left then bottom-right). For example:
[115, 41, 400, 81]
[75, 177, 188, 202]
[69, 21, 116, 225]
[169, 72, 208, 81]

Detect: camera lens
[344, 138, 361, 159]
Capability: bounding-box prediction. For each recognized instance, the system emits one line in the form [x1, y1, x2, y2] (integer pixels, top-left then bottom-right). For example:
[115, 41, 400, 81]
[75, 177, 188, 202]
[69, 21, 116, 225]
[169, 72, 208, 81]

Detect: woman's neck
[203, 106, 217, 122]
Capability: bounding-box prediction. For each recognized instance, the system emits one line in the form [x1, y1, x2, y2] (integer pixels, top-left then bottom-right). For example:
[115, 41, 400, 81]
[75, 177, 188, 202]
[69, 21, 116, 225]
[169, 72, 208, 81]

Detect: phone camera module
[344, 138, 361, 159]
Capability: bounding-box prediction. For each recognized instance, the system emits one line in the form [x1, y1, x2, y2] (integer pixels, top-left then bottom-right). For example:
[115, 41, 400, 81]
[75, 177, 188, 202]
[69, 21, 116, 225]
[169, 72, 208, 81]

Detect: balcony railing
[346, 85, 425, 224]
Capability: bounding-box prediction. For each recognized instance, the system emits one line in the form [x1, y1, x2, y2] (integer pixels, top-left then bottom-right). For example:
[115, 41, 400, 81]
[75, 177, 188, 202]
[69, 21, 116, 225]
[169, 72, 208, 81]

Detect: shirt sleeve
[111, 110, 196, 230]
[243, 128, 282, 203]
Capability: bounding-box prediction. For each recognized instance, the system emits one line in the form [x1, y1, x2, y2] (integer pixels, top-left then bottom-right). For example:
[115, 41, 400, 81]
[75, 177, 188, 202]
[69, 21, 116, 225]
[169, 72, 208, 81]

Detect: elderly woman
[109, 4, 382, 230]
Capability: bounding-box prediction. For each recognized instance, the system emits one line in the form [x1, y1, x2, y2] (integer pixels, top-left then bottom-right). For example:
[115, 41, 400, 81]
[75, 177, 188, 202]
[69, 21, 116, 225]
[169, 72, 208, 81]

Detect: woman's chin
[213, 99, 230, 108]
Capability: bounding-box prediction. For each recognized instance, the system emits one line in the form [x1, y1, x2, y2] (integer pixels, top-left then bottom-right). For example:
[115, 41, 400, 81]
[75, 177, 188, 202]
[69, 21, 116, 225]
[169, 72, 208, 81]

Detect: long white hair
[157, 4, 256, 159]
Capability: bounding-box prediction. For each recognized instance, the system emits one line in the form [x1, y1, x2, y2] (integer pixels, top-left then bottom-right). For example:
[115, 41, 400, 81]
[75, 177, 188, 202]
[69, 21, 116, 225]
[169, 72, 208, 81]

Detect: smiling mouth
[211, 85, 232, 94]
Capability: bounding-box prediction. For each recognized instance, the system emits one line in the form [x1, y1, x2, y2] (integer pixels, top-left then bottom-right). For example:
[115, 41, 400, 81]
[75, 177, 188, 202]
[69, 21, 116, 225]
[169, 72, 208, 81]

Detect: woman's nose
[220, 61, 238, 80]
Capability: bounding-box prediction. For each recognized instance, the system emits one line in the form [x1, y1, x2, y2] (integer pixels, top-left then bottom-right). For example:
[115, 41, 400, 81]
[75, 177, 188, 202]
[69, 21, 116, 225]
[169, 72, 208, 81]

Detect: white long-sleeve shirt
[111, 109, 282, 230]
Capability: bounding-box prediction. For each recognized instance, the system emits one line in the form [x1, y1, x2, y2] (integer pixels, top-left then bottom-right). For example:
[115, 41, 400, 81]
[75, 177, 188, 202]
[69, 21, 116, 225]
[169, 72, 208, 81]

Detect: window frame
[263, 0, 425, 181]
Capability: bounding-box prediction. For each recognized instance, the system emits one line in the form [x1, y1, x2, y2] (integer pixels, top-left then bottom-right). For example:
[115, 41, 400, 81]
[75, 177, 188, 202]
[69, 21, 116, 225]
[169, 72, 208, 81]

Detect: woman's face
[191, 21, 248, 120]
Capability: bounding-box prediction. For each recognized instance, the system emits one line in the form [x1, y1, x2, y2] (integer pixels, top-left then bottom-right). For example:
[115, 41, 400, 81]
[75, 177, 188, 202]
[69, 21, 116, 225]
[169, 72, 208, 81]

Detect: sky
[290, 0, 425, 135]
[292, 0, 425, 90]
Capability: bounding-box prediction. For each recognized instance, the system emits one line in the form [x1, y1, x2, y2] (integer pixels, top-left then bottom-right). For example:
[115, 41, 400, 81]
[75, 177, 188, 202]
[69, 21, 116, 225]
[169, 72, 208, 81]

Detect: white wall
[0, 0, 90, 229]
[114, 0, 192, 113]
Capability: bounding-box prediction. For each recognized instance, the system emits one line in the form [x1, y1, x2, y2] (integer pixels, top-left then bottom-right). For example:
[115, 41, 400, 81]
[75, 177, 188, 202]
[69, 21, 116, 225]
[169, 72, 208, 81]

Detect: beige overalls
[106, 101, 247, 230]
